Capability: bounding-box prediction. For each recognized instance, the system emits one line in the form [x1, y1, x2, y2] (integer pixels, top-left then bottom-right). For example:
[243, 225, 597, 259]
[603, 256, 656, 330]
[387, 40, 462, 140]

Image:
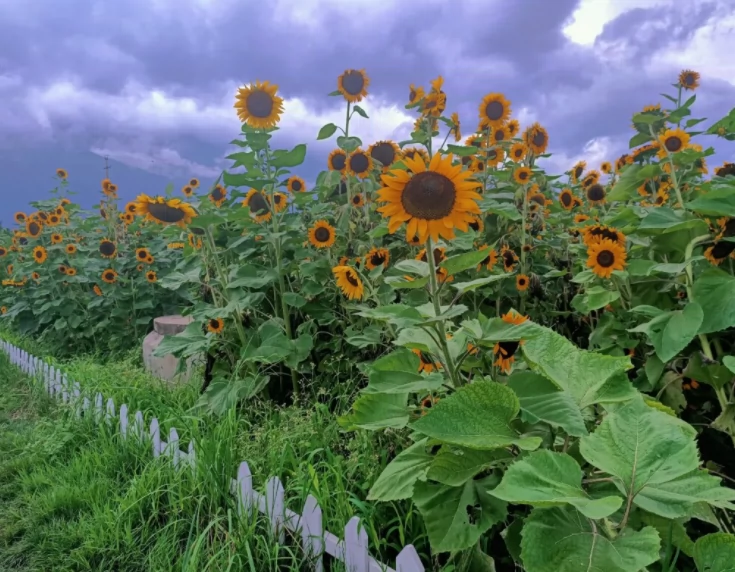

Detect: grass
[0, 338, 431, 571]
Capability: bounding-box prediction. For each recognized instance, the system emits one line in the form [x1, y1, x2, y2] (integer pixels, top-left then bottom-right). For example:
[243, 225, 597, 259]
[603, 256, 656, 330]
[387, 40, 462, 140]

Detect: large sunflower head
[25, 220, 42, 238]
[513, 166, 532, 185]
[135, 194, 197, 227]
[705, 242, 735, 266]
[581, 170, 600, 189]
[678, 69, 700, 91]
[51, 233, 63, 245]
[332, 265, 365, 300]
[559, 189, 575, 211]
[101, 269, 118, 284]
[125, 202, 138, 215]
[571, 161, 586, 184]
[408, 83, 425, 105]
[286, 175, 306, 193]
[524, 123, 549, 155]
[585, 183, 606, 206]
[369, 140, 401, 171]
[207, 318, 224, 334]
[327, 149, 348, 173]
[272, 192, 288, 213]
[376, 152, 482, 244]
[32, 246, 48, 264]
[337, 69, 370, 103]
[234, 80, 284, 128]
[308, 220, 336, 249]
[56, 168, 68, 179]
[99, 239, 117, 259]
[135, 247, 151, 262]
[243, 189, 272, 223]
[658, 128, 690, 158]
[587, 238, 627, 279]
[14, 212, 27, 225]
[65, 244, 77, 255]
[509, 142, 527, 163]
[209, 185, 227, 207]
[600, 161, 613, 174]
[516, 273, 530, 292]
[478, 93, 512, 129]
[365, 247, 390, 270]
[347, 148, 373, 179]
[715, 162, 735, 178]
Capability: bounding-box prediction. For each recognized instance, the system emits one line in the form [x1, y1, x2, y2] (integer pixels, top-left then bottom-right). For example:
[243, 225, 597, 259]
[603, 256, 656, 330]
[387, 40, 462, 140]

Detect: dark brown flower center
[574, 166, 584, 180]
[715, 163, 735, 177]
[345, 270, 359, 287]
[274, 194, 283, 205]
[352, 195, 361, 204]
[587, 184, 605, 201]
[27, 222, 40, 236]
[518, 170, 529, 181]
[35, 250, 43, 258]
[184, 186, 192, 194]
[495, 129, 506, 141]
[518, 278, 527, 286]
[469, 219, 481, 231]
[349, 152, 370, 174]
[314, 227, 331, 243]
[370, 143, 397, 167]
[148, 202, 187, 223]
[503, 251, 515, 267]
[497, 340, 520, 356]
[189, 179, 197, 186]
[711, 241, 735, 259]
[341, 71, 365, 95]
[211, 188, 225, 201]
[600, 229, 619, 242]
[596, 249, 615, 268]
[330, 152, 347, 171]
[683, 73, 696, 86]
[462, 155, 473, 166]
[137, 250, 147, 260]
[370, 252, 385, 266]
[532, 129, 546, 148]
[99, 241, 116, 256]
[401, 172, 457, 220]
[246, 90, 274, 118]
[664, 135, 683, 152]
[248, 193, 269, 215]
[291, 179, 303, 191]
[530, 194, 545, 206]
[487, 149, 498, 161]
[485, 100, 504, 121]
[560, 192, 573, 207]
[209, 319, 220, 329]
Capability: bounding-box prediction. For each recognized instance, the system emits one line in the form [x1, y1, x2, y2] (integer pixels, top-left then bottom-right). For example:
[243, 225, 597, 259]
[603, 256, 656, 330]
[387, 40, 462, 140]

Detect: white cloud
[538, 136, 619, 177]
[90, 144, 223, 179]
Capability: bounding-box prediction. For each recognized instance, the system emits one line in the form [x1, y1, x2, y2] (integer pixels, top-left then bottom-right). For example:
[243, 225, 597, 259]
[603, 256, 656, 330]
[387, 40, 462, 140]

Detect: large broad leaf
[636, 207, 709, 235]
[364, 349, 444, 394]
[608, 163, 661, 202]
[507, 372, 587, 437]
[367, 438, 433, 501]
[153, 322, 209, 358]
[413, 475, 507, 553]
[157, 266, 202, 290]
[628, 302, 703, 362]
[580, 397, 735, 518]
[338, 393, 409, 430]
[490, 450, 623, 519]
[357, 304, 424, 329]
[570, 286, 620, 314]
[520, 507, 660, 572]
[440, 249, 492, 275]
[640, 512, 694, 557]
[694, 533, 735, 572]
[521, 324, 635, 408]
[411, 381, 542, 451]
[687, 188, 735, 217]
[427, 446, 511, 487]
[451, 274, 507, 294]
[694, 268, 735, 334]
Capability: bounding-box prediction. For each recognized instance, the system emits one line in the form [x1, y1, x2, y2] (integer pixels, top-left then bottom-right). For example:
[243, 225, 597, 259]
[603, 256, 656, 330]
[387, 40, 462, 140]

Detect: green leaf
[521, 323, 635, 408]
[413, 476, 507, 553]
[625, 259, 658, 276]
[632, 112, 661, 124]
[491, 451, 622, 519]
[629, 132, 652, 148]
[336, 135, 361, 153]
[694, 533, 735, 572]
[282, 292, 307, 308]
[156, 266, 202, 290]
[645, 355, 665, 386]
[694, 268, 735, 334]
[520, 507, 661, 572]
[344, 325, 383, 349]
[316, 123, 338, 140]
[365, 349, 445, 394]
[571, 286, 620, 314]
[451, 274, 508, 294]
[508, 372, 587, 437]
[608, 163, 662, 202]
[724, 356, 735, 374]
[637, 207, 709, 234]
[270, 144, 307, 168]
[153, 322, 209, 358]
[357, 304, 423, 329]
[394, 259, 430, 277]
[580, 397, 735, 518]
[446, 144, 479, 157]
[640, 512, 694, 557]
[483, 201, 522, 221]
[338, 393, 409, 430]
[367, 438, 432, 501]
[426, 446, 510, 486]
[411, 381, 542, 451]
[684, 351, 733, 390]
[352, 105, 369, 119]
[440, 249, 494, 275]
[628, 302, 703, 362]
[687, 188, 735, 217]
[384, 275, 430, 289]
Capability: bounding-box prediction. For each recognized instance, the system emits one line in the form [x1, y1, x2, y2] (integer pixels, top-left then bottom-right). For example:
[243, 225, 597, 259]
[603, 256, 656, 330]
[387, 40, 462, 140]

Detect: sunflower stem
[344, 101, 354, 246]
[519, 183, 529, 314]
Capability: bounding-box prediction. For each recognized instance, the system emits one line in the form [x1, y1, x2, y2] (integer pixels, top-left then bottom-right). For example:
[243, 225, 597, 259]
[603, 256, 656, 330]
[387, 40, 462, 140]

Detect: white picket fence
[1, 341, 425, 572]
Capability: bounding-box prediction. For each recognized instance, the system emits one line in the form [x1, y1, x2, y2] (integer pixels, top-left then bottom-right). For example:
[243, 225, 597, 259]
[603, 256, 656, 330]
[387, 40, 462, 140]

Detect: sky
[1, 0, 734, 226]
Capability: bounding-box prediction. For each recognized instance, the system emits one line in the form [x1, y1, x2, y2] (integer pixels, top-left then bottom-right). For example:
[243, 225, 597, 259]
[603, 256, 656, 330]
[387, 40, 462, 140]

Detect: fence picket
[343, 517, 369, 572]
[134, 411, 144, 441]
[106, 398, 115, 426]
[265, 477, 286, 543]
[187, 440, 196, 474]
[94, 393, 103, 423]
[168, 428, 180, 468]
[119, 404, 129, 438]
[396, 546, 423, 572]
[237, 462, 253, 515]
[150, 418, 161, 457]
[301, 495, 324, 572]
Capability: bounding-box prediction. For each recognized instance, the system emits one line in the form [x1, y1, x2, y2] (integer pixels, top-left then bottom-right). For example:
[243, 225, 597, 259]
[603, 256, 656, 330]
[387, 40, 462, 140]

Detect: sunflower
[492, 124, 509, 144]
[51, 233, 63, 244]
[516, 274, 530, 292]
[14, 212, 27, 224]
[37, 212, 49, 222]
[32, 246, 47, 264]
[66, 267, 77, 276]
[422, 91, 446, 117]
[101, 269, 118, 284]
[377, 152, 482, 243]
[501, 246, 518, 272]
[574, 214, 590, 224]
[653, 188, 669, 207]
[146, 255, 154, 264]
[570, 161, 586, 184]
[109, 183, 118, 194]
[600, 161, 612, 174]
[402, 147, 430, 167]
[420, 395, 440, 414]
[188, 178, 200, 189]
[24, 219, 42, 238]
[234, 80, 284, 128]
[284, 175, 305, 194]
[585, 183, 606, 206]
[715, 162, 735, 178]
[486, 147, 505, 168]
[658, 128, 690, 158]
[188, 234, 203, 250]
[56, 168, 68, 180]
[408, 83, 425, 105]
[146, 270, 157, 283]
[243, 189, 272, 222]
[31, 272, 40, 281]
[121, 202, 136, 215]
[101, 178, 112, 194]
[328, 149, 348, 173]
[122, 212, 134, 225]
[136, 264, 144, 272]
[0, 246, 7, 258]
[47, 214, 60, 226]
[332, 265, 364, 300]
[351, 193, 365, 208]
[207, 318, 224, 334]
[524, 123, 550, 155]
[678, 69, 700, 91]
[135, 194, 197, 227]
[416, 246, 452, 283]
[368, 140, 401, 171]
[412, 349, 442, 373]
[93, 284, 103, 297]
[507, 119, 520, 137]
[0, 307, 6, 315]
[99, 239, 117, 259]
[365, 247, 390, 270]
[468, 215, 485, 234]
[272, 192, 288, 213]
[407, 234, 424, 247]
[493, 310, 528, 374]
[478, 93, 512, 129]
[558, 189, 575, 210]
[513, 166, 532, 185]
[167, 242, 185, 250]
[307, 220, 336, 249]
[509, 142, 527, 163]
[587, 239, 627, 278]
[581, 171, 600, 188]
[705, 242, 735, 266]
[477, 244, 498, 271]
[337, 69, 370, 103]
[448, 112, 462, 142]
[135, 247, 151, 262]
[347, 148, 373, 179]
[582, 225, 626, 247]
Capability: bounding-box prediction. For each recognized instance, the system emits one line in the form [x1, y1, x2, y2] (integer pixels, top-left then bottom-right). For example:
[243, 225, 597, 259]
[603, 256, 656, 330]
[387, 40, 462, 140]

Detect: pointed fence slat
[0, 342, 424, 572]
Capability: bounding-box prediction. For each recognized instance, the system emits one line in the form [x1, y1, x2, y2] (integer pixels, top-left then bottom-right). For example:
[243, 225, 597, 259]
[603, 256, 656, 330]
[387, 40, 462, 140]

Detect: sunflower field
[2, 68, 735, 571]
